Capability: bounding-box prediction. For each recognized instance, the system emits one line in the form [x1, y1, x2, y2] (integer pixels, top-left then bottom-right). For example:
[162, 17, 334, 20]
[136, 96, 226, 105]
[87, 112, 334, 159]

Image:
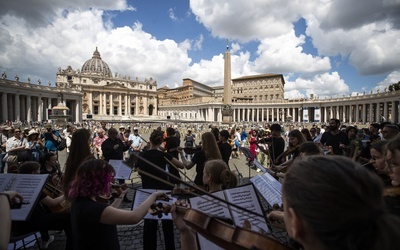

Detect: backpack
[57, 137, 67, 151]
[185, 135, 194, 147]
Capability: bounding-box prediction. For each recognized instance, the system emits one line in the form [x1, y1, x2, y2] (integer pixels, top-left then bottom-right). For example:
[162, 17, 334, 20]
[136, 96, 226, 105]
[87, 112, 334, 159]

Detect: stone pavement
[11, 145, 288, 249]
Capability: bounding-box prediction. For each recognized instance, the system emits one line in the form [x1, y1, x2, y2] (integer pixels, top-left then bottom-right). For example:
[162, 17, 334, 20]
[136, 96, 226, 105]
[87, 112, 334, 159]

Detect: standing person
[248, 130, 258, 162]
[93, 128, 108, 159]
[42, 124, 61, 154]
[183, 129, 195, 159]
[179, 132, 222, 186]
[68, 159, 168, 250]
[240, 127, 248, 148]
[65, 125, 76, 160]
[136, 129, 184, 250]
[382, 124, 399, 141]
[101, 127, 132, 202]
[26, 129, 44, 162]
[320, 118, 350, 155]
[128, 127, 143, 160]
[300, 128, 313, 142]
[218, 130, 232, 166]
[256, 123, 285, 166]
[63, 128, 94, 201]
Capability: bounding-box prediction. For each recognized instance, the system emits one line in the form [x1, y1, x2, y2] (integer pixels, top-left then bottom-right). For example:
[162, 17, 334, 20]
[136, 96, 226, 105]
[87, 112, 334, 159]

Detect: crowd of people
[1, 118, 400, 250]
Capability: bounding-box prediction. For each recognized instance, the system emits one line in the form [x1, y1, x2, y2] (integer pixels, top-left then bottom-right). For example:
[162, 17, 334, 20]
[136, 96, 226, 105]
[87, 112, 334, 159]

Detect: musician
[15, 161, 72, 249]
[68, 159, 167, 250]
[179, 132, 222, 186]
[63, 128, 94, 201]
[284, 155, 400, 249]
[271, 129, 306, 174]
[256, 123, 285, 165]
[320, 118, 350, 155]
[202, 159, 238, 192]
[137, 129, 185, 250]
[218, 130, 232, 166]
[40, 153, 62, 188]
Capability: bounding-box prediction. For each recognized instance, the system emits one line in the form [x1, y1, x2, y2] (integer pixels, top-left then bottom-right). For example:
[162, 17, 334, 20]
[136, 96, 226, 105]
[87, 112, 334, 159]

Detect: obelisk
[222, 40, 233, 123]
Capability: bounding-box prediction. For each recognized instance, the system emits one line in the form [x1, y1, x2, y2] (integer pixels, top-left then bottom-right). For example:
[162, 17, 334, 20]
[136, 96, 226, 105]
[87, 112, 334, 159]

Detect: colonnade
[160, 97, 400, 124]
[0, 92, 81, 123]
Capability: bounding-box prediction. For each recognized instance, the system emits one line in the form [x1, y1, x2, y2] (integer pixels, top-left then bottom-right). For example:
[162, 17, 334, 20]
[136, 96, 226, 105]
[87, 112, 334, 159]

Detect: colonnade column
[26, 96, 31, 122]
[384, 102, 388, 121]
[15, 94, 20, 121]
[375, 103, 380, 122]
[38, 98, 43, 121]
[2, 93, 7, 121]
[391, 101, 396, 122]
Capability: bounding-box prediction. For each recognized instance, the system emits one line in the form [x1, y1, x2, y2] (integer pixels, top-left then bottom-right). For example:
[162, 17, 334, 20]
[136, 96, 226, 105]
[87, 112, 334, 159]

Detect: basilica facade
[55, 48, 158, 121]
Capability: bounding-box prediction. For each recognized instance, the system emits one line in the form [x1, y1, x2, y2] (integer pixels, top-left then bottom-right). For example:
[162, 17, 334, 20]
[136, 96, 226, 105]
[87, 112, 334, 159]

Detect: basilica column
[118, 94, 122, 116]
[135, 95, 139, 116]
[15, 94, 20, 121]
[110, 93, 113, 115]
[2, 93, 8, 121]
[76, 99, 82, 122]
[124, 94, 128, 116]
[144, 96, 148, 115]
[261, 108, 264, 122]
[103, 93, 107, 115]
[266, 108, 270, 122]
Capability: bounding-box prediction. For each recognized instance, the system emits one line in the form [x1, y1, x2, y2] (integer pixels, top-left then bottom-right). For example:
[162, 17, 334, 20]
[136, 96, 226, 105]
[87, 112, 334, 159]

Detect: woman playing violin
[271, 129, 306, 174]
[69, 159, 167, 250]
[202, 159, 238, 193]
[179, 132, 222, 186]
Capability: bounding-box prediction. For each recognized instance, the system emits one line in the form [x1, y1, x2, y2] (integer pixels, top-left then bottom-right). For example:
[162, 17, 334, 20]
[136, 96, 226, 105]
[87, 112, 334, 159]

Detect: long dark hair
[284, 155, 400, 249]
[63, 128, 94, 199]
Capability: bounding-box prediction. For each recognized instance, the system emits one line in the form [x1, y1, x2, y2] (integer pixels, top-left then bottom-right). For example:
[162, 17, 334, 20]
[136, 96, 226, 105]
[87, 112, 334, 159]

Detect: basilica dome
[81, 47, 112, 77]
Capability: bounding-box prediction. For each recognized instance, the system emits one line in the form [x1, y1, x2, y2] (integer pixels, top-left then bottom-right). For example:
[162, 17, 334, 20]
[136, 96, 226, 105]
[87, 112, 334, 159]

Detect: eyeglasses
[14, 131, 21, 133]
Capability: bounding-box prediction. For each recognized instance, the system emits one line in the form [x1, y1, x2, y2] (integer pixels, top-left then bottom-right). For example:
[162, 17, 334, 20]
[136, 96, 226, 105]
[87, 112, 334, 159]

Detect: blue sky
[0, 0, 399, 99]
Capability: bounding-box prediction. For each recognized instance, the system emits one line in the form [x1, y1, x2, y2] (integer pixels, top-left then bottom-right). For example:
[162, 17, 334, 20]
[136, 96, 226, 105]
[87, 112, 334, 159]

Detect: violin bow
[134, 154, 268, 223]
[164, 156, 195, 184]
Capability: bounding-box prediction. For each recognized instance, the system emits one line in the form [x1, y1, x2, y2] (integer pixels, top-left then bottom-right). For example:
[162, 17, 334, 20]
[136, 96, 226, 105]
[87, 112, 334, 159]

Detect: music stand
[239, 146, 255, 179]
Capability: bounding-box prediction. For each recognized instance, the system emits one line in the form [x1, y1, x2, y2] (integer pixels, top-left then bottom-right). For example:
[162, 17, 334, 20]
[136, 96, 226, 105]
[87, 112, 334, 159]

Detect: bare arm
[0, 191, 23, 250]
[179, 151, 195, 170]
[100, 191, 166, 225]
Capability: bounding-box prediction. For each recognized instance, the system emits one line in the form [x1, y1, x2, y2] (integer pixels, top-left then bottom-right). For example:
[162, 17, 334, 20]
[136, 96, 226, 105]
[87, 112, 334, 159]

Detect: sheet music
[132, 189, 175, 220]
[224, 185, 270, 234]
[0, 174, 49, 221]
[109, 159, 132, 180]
[190, 191, 228, 250]
[250, 173, 282, 207]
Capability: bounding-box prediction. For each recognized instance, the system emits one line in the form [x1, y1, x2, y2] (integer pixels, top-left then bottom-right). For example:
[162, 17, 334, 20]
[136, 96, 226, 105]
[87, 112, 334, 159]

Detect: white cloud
[284, 72, 349, 99]
[169, 8, 178, 21]
[0, 9, 192, 87]
[374, 71, 400, 91]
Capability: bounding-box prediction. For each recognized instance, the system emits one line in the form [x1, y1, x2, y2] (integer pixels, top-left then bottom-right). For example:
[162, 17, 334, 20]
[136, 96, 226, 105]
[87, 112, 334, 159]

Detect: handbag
[57, 138, 67, 151]
[3, 154, 18, 163]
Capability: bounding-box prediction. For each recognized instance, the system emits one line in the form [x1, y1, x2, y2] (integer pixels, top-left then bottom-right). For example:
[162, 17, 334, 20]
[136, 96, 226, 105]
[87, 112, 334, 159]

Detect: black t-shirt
[138, 149, 179, 189]
[101, 138, 130, 161]
[191, 150, 206, 185]
[71, 198, 119, 250]
[218, 142, 232, 166]
[320, 131, 350, 155]
[165, 136, 180, 159]
[270, 137, 285, 164]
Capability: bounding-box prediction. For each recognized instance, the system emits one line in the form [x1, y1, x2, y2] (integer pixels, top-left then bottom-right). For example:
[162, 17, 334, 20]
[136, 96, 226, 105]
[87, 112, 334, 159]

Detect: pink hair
[68, 159, 115, 200]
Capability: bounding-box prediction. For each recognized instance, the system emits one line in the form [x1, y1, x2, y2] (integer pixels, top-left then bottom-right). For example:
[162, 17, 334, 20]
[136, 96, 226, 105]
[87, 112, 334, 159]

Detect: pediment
[106, 82, 128, 89]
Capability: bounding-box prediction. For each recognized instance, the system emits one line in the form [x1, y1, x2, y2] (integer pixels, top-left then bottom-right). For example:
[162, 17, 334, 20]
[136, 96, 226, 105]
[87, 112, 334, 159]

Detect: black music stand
[239, 146, 255, 179]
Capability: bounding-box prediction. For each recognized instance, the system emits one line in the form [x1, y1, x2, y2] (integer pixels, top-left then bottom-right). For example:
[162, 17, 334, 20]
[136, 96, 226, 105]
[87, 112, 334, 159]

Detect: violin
[274, 145, 300, 165]
[42, 181, 67, 213]
[168, 185, 206, 199]
[97, 183, 131, 203]
[174, 145, 202, 155]
[149, 203, 292, 250]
